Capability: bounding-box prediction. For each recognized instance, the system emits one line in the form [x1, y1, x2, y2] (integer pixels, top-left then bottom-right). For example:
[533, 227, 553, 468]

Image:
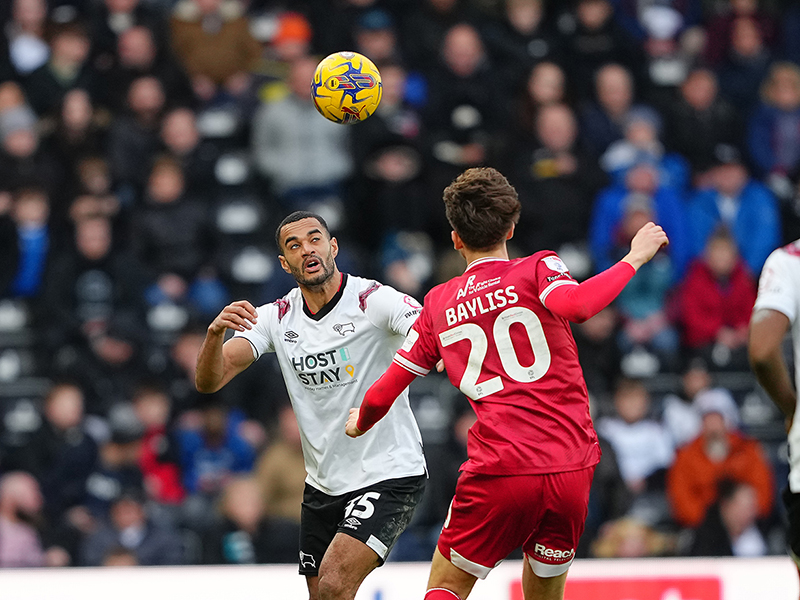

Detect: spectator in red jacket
[675, 227, 757, 368]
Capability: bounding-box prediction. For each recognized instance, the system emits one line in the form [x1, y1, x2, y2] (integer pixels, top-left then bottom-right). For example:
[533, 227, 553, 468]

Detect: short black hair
[275, 211, 330, 254]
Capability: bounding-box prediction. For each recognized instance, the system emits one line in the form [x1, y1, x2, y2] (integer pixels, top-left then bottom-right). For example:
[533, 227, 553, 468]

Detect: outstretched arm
[346, 362, 418, 437]
[749, 308, 796, 429]
[546, 222, 668, 323]
[196, 300, 259, 393]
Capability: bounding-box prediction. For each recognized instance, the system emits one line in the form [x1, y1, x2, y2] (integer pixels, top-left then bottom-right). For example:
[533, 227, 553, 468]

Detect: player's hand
[208, 300, 258, 336]
[622, 222, 669, 271]
[345, 408, 365, 438]
[436, 359, 445, 373]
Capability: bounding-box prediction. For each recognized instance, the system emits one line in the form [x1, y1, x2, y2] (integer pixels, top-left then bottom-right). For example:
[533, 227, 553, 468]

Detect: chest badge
[333, 322, 355, 336]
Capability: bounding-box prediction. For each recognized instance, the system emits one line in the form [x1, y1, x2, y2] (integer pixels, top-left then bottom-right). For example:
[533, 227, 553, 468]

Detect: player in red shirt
[345, 167, 668, 600]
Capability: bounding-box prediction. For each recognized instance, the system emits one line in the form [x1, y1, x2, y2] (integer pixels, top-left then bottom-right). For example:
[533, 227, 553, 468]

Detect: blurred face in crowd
[732, 0, 757, 16]
[133, 389, 171, 429]
[127, 76, 165, 121]
[356, 27, 396, 63]
[702, 412, 728, 442]
[730, 17, 763, 58]
[289, 57, 318, 99]
[429, 0, 457, 13]
[0, 473, 43, 520]
[45, 384, 84, 431]
[118, 27, 157, 70]
[12, 190, 49, 226]
[76, 217, 113, 261]
[12, 0, 47, 31]
[705, 235, 739, 279]
[0, 82, 26, 112]
[622, 201, 653, 242]
[221, 478, 263, 531]
[51, 31, 91, 67]
[111, 498, 145, 531]
[193, 0, 222, 16]
[766, 65, 800, 111]
[712, 162, 748, 197]
[78, 158, 112, 195]
[681, 69, 717, 112]
[625, 119, 658, 147]
[62, 89, 93, 132]
[378, 64, 406, 108]
[201, 405, 228, 445]
[507, 0, 543, 34]
[3, 128, 38, 158]
[682, 365, 711, 400]
[442, 25, 484, 78]
[721, 484, 758, 538]
[577, 0, 612, 31]
[625, 165, 659, 194]
[147, 162, 184, 203]
[596, 64, 633, 117]
[171, 331, 205, 377]
[535, 104, 577, 152]
[614, 382, 649, 425]
[527, 62, 565, 107]
[161, 108, 199, 155]
[105, 0, 139, 14]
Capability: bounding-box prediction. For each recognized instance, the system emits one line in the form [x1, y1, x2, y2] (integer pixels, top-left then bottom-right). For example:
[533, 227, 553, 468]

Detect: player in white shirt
[749, 239, 800, 588]
[196, 211, 426, 600]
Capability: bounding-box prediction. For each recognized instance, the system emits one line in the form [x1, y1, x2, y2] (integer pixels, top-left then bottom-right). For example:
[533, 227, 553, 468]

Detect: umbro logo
[343, 517, 362, 529]
[284, 330, 299, 343]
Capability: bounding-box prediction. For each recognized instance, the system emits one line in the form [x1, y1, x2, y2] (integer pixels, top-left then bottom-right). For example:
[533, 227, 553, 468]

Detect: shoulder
[256, 289, 301, 323]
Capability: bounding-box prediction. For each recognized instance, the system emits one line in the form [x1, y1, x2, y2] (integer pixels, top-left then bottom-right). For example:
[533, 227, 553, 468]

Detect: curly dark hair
[442, 167, 521, 251]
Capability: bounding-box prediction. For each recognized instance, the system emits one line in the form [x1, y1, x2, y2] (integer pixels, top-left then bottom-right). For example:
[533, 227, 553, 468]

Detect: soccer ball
[311, 51, 382, 124]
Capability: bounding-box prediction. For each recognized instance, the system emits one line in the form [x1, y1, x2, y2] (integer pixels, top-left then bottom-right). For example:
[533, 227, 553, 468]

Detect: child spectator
[661, 358, 712, 449]
[675, 228, 757, 368]
[597, 379, 674, 498]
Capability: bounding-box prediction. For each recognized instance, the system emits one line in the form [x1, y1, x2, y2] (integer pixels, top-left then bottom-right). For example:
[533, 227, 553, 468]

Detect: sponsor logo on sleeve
[299, 551, 316, 569]
[401, 328, 419, 352]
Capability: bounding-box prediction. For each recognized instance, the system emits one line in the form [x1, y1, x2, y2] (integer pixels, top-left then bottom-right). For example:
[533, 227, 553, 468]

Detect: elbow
[195, 377, 221, 394]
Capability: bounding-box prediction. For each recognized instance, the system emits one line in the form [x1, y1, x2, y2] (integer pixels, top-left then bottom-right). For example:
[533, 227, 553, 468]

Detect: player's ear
[506, 223, 515, 240]
[451, 230, 463, 250]
[278, 254, 291, 274]
[330, 236, 339, 258]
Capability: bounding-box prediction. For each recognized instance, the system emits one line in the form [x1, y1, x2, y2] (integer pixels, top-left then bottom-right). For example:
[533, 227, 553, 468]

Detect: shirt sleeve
[232, 303, 275, 359]
[754, 249, 798, 323]
[364, 284, 423, 336]
[393, 303, 440, 376]
[534, 252, 580, 305]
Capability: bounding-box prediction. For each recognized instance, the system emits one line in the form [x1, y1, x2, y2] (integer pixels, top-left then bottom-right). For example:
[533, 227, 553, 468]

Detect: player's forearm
[545, 261, 635, 323]
[750, 349, 797, 420]
[195, 330, 228, 393]
[357, 361, 417, 432]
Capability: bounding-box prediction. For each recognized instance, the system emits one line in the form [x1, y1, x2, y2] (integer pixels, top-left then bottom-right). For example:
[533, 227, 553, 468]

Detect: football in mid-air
[311, 51, 382, 124]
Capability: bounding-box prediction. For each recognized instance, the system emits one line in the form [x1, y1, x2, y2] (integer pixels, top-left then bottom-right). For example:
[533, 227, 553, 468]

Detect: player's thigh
[522, 466, 594, 578]
[427, 546, 479, 600]
[317, 532, 381, 599]
[521, 554, 568, 600]
[783, 487, 800, 567]
[437, 472, 540, 580]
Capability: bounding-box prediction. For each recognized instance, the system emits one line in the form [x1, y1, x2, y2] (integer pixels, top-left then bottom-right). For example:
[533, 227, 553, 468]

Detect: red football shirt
[395, 253, 601, 475]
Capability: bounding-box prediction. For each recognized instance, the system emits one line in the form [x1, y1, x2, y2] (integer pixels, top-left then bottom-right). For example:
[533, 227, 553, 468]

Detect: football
[311, 51, 382, 124]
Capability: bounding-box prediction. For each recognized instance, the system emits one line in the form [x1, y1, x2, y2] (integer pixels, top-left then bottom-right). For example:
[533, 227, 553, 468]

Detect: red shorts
[437, 466, 595, 579]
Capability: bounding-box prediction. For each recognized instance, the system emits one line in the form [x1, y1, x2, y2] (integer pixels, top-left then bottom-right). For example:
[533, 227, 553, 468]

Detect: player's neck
[462, 245, 509, 269]
[299, 269, 344, 314]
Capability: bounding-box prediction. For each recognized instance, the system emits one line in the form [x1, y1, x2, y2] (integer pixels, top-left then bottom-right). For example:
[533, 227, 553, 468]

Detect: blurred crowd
[0, 0, 796, 568]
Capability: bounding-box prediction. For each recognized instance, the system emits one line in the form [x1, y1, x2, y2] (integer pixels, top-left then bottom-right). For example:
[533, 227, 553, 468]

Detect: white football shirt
[754, 241, 800, 492]
[235, 274, 426, 495]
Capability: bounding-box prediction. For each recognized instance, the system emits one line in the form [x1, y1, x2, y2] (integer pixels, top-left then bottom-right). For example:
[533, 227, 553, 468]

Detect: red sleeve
[544, 261, 636, 323]
[356, 361, 418, 432]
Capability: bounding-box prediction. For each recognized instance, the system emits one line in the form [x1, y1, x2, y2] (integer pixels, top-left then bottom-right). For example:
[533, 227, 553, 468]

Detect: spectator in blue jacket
[747, 62, 800, 190]
[686, 144, 779, 274]
[590, 161, 689, 277]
